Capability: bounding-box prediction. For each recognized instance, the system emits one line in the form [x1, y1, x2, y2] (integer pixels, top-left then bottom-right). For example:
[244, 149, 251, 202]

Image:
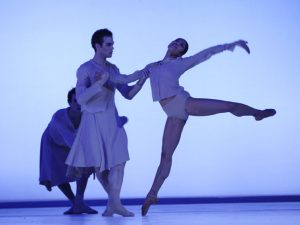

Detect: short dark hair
[91, 28, 113, 52]
[67, 88, 76, 104]
[179, 38, 189, 56]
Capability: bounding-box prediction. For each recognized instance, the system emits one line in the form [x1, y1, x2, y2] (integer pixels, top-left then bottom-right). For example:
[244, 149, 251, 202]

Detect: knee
[228, 102, 238, 111]
[161, 172, 170, 180]
[230, 103, 244, 117]
[161, 152, 173, 163]
[80, 173, 90, 180]
[114, 163, 125, 172]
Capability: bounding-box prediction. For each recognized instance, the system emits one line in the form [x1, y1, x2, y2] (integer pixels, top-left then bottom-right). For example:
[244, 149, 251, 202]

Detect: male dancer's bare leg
[96, 170, 109, 193]
[102, 163, 134, 217]
[58, 183, 76, 214]
[71, 174, 98, 214]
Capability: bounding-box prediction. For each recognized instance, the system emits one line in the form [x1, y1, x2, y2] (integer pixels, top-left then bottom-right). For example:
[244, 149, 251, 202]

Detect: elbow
[120, 90, 132, 100]
[205, 52, 212, 59]
[125, 94, 134, 100]
[125, 90, 136, 100]
[123, 87, 135, 100]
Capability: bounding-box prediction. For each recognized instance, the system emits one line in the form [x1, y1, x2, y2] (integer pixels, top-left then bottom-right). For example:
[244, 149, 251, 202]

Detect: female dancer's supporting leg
[141, 98, 276, 216]
[142, 117, 186, 216]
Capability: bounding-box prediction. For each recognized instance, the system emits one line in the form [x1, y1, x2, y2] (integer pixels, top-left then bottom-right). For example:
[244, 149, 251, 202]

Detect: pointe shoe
[255, 109, 276, 121]
[141, 195, 158, 216]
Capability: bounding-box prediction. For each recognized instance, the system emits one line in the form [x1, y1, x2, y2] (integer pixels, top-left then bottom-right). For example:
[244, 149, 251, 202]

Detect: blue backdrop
[0, 0, 299, 202]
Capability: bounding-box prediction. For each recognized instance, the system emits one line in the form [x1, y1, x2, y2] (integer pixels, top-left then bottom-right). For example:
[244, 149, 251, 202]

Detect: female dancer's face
[167, 38, 187, 57]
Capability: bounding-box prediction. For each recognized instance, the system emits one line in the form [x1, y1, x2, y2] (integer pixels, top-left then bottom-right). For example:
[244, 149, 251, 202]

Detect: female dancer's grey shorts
[162, 91, 190, 120]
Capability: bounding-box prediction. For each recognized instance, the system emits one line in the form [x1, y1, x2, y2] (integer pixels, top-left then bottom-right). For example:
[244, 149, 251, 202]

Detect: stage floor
[1, 202, 300, 225]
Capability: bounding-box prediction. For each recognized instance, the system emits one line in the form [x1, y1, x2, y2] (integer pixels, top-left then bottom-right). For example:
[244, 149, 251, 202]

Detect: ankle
[147, 191, 157, 199]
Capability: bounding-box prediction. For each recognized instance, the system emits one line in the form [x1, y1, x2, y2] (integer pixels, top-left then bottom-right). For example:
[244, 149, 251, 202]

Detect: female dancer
[141, 38, 276, 216]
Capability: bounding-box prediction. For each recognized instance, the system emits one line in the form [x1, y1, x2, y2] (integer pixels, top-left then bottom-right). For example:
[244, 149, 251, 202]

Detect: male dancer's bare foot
[255, 109, 276, 121]
[83, 205, 98, 214]
[63, 206, 74, 215]
[102, 204, 134, 217]
[141, 195, 158, 216]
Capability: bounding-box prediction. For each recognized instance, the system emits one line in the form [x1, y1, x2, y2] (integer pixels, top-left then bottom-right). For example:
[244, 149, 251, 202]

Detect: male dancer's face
[98, 36, 114, 58]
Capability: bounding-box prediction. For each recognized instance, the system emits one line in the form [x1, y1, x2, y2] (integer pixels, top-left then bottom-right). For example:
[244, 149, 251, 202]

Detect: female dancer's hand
[95, 71, 109, 85]
[231, 40, 250, 54]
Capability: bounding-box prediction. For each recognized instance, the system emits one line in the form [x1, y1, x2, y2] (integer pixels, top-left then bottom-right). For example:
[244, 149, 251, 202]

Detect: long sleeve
[116, 83, 142, 100]
[109, 70, 144, 84]
[75, 66, 104, 105]
[113, 64, 146, 99]
[48, 111, 76, 149]
[117, 84, 133, 99]
[39, 109, 77, 188]
[178, 44, 230, 73]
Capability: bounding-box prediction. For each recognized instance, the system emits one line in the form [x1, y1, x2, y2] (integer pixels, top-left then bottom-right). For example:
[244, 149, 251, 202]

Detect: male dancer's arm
[110, 69, 147, 84]
[117, 76, 147, 100]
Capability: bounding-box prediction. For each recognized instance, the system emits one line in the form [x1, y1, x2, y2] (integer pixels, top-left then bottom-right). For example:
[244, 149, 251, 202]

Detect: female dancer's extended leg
[142, 117, 186, 216]
[185, 97, 276, 120]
